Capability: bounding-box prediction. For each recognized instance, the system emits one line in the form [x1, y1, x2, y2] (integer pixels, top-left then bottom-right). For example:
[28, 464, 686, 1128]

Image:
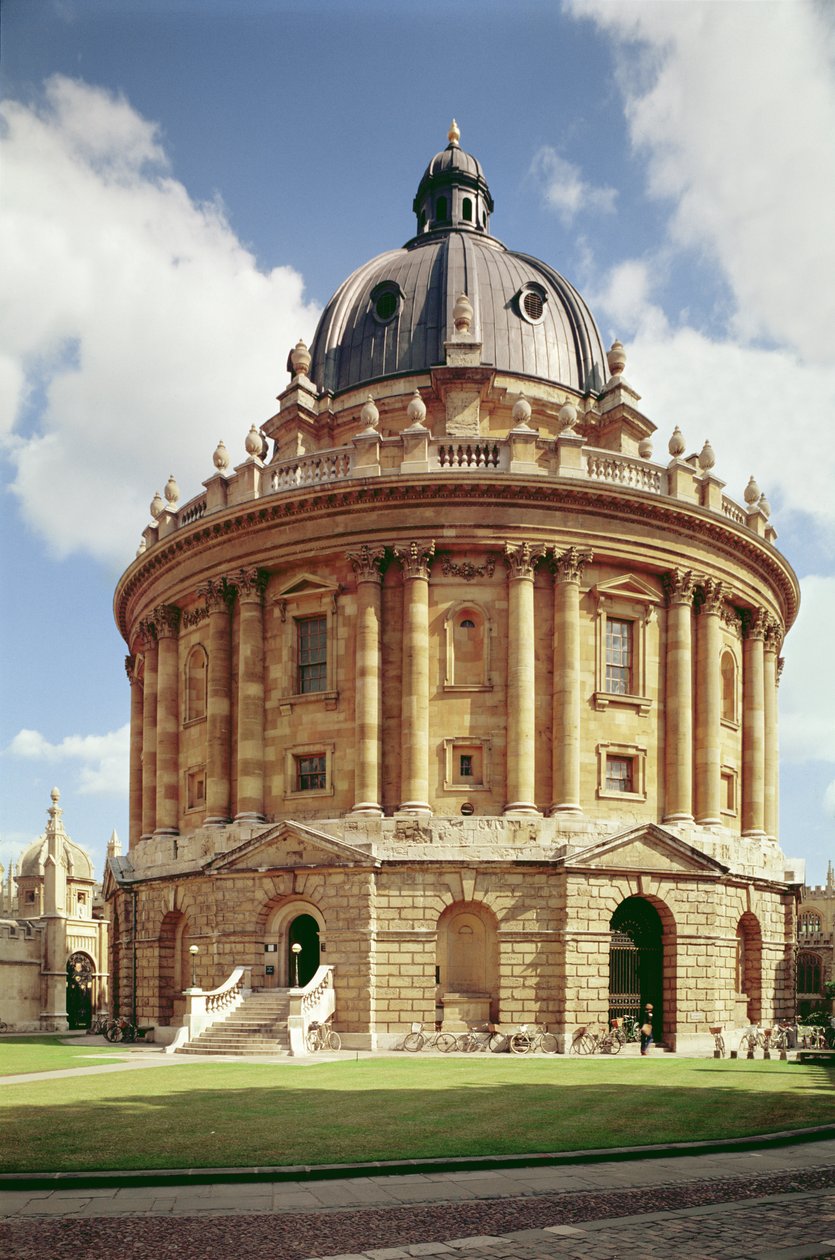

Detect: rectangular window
[605, 619, 632, 694]
[187, 768, 206, 811]
[459, 754, 473, 777]
[297, 615, 327, 693]
[296, 754, 326, 792]
[721, 770, 736, 813]
[606, 755, 634, 793]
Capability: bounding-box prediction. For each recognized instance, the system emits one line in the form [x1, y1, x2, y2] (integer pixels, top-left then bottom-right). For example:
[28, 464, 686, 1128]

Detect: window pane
[298, 616, 327, 693]
[605, 619, 632, 693]
[296, 754, 326, 791]
[606, 756, 633, 793]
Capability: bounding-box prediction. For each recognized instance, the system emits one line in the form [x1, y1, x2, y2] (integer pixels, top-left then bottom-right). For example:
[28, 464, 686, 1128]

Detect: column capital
[662, 568, 698, 606]
[124, 654, 140, 686]
[764, 616, 783, 655]
[552, 546, 593, 585]
[137, 617, 158, 651]
[776, 656, 785, 683]
[233, 566, 269, 604]
[347, 543, 386, 582]
[740, 606, 768, 641]
[695, 577, 727, 616]
[152, 603, 181, 640]
[394, 539, 436, 580]
[197, 576, 235, 613]
[504, 540, 546, 579]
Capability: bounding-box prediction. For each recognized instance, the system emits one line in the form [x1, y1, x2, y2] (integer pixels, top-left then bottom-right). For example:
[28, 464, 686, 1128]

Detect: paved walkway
[2, 1046, 835, 1258]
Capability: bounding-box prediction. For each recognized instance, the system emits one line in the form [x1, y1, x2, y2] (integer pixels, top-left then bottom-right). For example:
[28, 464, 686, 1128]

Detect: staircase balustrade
[165, 964, 252, 1054]
[287, 965, 335, 1056]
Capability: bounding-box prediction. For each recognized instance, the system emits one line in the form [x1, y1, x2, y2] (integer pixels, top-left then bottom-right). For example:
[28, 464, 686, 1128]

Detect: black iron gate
[66, 952, 94, 1029]
[609, 899, 663, 1033]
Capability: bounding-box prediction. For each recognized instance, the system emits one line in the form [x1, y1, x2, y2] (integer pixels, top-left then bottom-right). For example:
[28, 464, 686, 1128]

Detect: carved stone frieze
[504, 541, 546, 579]
[393, 540, 436, 580]
[662, 568, 698, 607]
[182, 604, 210, 630]
[440, 555, 497, 582]
[347, 543, 386, 582]
[552, 546, 593, 584]
[719, 602, 743, 638]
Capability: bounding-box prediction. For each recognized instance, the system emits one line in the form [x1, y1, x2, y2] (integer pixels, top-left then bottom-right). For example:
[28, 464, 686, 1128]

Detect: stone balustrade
[287, 964, 335, 1056]
[146, 434, 769, 556]
[166, 964, 252, 1052]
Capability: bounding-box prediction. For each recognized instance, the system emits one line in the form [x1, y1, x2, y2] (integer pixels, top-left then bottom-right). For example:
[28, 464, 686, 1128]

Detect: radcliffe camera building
[106, 124, 800, 1053]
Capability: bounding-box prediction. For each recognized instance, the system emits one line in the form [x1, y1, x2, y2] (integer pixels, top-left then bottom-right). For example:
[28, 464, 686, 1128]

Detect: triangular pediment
[593, 574, 660, 605]
[205, 821, 378, 875]
[274, 574, 339, 600]
[561, 824, 728, 876]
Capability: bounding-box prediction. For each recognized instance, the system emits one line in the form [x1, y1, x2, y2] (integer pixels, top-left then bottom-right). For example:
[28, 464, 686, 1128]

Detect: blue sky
[1, 0, 833, 887]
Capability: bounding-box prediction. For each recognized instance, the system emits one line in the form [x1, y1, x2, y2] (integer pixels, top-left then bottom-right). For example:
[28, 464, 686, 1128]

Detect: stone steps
[176, 988, 292, 1057]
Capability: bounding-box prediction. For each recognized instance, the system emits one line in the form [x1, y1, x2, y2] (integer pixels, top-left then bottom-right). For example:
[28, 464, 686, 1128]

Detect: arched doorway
[609, 898, 664, 1034]
[66, 951, 94, 1029]
[288, 913, 320, 987]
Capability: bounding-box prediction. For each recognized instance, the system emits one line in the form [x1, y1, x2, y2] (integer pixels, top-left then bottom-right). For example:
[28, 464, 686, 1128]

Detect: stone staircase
[177, 989, 291, 1056]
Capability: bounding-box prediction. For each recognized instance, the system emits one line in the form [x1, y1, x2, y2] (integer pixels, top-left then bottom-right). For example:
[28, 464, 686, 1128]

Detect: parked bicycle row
[713, 1019, 835, 1057]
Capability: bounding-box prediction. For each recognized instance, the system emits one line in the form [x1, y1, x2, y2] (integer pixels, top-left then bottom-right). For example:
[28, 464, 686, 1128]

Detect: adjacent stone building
[106, 124, 800, 1052]
[797, 863, 835, 1017]
[0, 789, 109, 1030]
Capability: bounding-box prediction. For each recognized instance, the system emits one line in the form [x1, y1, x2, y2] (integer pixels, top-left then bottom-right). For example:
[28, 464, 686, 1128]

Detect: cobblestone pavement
[2, 1146, 835, 1260]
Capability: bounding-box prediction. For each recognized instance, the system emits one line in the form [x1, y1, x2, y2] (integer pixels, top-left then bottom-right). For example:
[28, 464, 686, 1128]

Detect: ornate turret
[412, 120, 494, 236]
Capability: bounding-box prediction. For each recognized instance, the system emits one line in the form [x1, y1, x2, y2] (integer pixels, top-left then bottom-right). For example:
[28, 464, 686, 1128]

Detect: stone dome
[308, 124, 607, 400]
[19, 789, 95, 881]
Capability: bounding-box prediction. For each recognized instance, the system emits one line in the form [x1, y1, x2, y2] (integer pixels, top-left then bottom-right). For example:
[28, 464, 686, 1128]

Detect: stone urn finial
[245, 424, 264, 458]
[164, 474, 180, 508]
[289, 338, 311, 378]
[213, 440, 230, 472]
[406, 389, 427, 428]
[668, 426, 686, 458]
[744, 475, 761, 507]
[512, 394, 533, 429]
[638, 436, 653, 459]
[698, 440, 716, 472]
[150, 490, 164, 520]
[759, 492, 771, 519]
[136, 537, 147, 557]
[360, 395, 379, 432]
[558, 399, 578, 432]
[607, 340, 626, 377]
[453, 292, 473, 335]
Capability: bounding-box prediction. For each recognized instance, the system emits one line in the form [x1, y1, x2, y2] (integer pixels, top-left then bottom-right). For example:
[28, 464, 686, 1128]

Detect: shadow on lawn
[1, 1058, 834, 1174]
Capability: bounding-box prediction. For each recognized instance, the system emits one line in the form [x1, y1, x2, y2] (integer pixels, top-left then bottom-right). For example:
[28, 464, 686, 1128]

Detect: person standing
[640, 1003, 655, 1055]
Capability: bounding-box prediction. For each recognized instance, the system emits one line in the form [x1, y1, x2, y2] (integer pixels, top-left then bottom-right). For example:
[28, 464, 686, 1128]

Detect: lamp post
[291, 942, 302, 988]
[189, 944, 199, 989]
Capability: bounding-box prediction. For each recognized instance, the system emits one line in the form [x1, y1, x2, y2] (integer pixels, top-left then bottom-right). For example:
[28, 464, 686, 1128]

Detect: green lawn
[1, 1055, 833, 1174]
[0, 1036, 124, 1076]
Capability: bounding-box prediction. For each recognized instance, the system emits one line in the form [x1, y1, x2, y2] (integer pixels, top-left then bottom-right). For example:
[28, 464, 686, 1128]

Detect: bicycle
[402, 1022, 457, 1052]
[738, 1026, 770, 1057]
[456, 1024, 507, 1053]
[305, 1020, 341, 1052]
[509, 1024, 558, 1054]
[89, 1013, 110, 1036]
[610, 1016, 641, 1049]
[709, 1026, 726, 1057]
[104, 1017, 137, 1042]
[569, 1024, 622, 1055]
[0, 1018, 8, 1033]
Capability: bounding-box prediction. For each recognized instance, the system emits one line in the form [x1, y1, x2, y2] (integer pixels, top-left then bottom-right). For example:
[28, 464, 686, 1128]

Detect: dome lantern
[412, 121, 494, 236]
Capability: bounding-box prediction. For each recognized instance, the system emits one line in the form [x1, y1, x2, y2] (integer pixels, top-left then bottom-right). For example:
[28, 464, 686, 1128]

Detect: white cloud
[7, 724, 129, 796]
[0, 76, 320, 565]
[779, 576, 835, 766]
[566, 0, 835, 362]
[531, 146, 617, 224]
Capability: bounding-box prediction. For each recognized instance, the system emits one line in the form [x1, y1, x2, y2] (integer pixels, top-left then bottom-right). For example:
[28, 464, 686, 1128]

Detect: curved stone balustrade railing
[164, 964, 252, 1054]
[287, 964, 335, 1056]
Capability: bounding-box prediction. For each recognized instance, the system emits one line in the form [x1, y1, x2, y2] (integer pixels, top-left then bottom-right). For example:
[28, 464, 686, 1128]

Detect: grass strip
[0, 1036, 124, 1076]
[1, 1055, 833, 1173]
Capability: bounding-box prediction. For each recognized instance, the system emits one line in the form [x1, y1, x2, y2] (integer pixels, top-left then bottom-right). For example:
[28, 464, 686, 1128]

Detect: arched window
[797, 952, 822, 996]
[436, 195, 448, 223]
[799, 911, 822, 939]
[462, 196, 473, 223]
[721, 651, 737, 723]
[445, 603, 490, 688]
[185, 645, 207, 722]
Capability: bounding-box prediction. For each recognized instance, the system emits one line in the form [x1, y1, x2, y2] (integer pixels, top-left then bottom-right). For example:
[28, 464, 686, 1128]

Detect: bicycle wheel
[305, 1028, 321, 1053]
[326, 1029, 341, 1051]
[509, 1032, 532, 1054]
[104, 1023, 122, 1042]
[436, 1033, 457, 1053]
[488, 1032, 508, 1053]
[716, 1035, 726, 1057]
[456, 1033, 474, 1052]
[739, 1034, 755, 1056]
[402, 1031, 424, 1052]
[539, 1032, 558, 1054]
[605, 1034, 622, 1055]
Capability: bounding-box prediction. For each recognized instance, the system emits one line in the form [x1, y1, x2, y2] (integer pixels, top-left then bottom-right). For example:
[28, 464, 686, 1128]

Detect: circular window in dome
[370, 281, 403, 325]
[517, 284, 548, 326]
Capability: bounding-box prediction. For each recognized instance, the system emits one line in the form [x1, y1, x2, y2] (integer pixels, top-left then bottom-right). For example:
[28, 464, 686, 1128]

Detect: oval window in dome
[370, 281, 403, 325]
[517, 284, 548, 326]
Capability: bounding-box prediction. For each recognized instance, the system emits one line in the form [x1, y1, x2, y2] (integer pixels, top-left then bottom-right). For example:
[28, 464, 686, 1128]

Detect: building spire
[448, 118, 460, 148]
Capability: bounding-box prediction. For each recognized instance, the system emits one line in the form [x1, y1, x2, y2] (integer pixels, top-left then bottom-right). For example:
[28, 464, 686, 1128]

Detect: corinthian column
[154, 604, 181, 835]
[139, 621, 158, 839]
[550, 547, 592, 815]
[504, 541, 545, 815]
[348, 545, 386, 816]
[663, 569, 696, 823]
[125, 655, 143, 850]
[201, 578, 233, 825]
[694, 579, 725, 825]
[763, 620, 782, 841]
[742, 607, 767, 837]
[394, 541, 435, 815]
[234, 568, 267, 822]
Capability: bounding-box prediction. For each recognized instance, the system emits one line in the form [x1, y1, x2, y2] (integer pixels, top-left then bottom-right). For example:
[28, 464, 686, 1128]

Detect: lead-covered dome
[308, 123, 607, 399]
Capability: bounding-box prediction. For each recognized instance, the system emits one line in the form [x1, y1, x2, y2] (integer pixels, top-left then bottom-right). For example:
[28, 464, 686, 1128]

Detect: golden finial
[448, 118, 460, 147]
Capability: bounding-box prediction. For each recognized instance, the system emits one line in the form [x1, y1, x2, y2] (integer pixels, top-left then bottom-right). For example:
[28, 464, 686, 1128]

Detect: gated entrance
[609, 898, 663, 1034]
[288, 913, 320, 987]
[66, 951, 94, 1029]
